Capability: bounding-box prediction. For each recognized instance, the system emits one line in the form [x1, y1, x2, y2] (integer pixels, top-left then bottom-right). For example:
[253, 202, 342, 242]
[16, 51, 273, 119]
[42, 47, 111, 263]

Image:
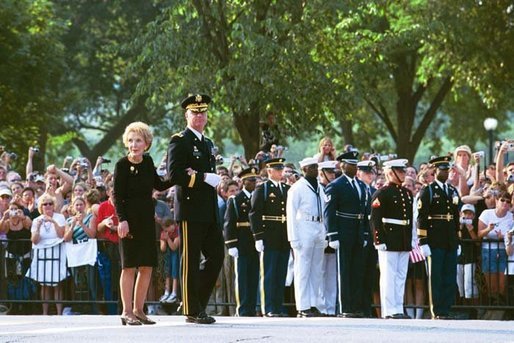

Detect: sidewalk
[1, 315, 513, 342]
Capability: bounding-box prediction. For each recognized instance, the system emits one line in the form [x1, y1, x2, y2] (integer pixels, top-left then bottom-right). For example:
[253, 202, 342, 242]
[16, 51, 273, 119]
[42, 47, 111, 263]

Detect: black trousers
[235, 252, 259, 316]
[180, 220, 224, 316]
[337, 233, 364, 314]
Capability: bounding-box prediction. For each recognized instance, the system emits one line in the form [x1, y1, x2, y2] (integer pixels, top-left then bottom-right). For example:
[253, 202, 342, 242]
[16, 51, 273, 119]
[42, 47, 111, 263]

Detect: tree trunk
[339, 117, 354, 147]
[72, 97, 147, 163]
[233, 109, 261, 161]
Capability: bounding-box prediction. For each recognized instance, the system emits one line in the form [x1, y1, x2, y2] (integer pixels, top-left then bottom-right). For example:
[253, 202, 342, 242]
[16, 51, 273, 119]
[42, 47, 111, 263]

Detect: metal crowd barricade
[2, 237, 513, 317]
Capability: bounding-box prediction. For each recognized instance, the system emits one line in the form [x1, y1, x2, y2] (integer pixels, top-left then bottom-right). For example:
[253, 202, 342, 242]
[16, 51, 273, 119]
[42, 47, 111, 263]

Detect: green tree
[0, 0, 65, 171]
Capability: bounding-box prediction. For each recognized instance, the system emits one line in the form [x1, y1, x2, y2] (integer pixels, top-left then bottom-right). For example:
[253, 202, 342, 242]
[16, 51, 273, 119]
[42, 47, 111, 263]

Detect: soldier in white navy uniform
[287, 157, 326, 317]
[317, 160, 338, 316]
[370, 159, 414, 319]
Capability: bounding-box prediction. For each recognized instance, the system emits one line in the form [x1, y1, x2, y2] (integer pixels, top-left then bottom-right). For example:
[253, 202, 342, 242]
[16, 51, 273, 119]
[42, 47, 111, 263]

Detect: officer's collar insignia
[418, 200, 422, 209]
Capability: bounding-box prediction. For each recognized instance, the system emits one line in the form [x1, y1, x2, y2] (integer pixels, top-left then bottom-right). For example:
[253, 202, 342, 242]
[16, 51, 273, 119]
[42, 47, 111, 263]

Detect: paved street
[1, 315, 513, 343]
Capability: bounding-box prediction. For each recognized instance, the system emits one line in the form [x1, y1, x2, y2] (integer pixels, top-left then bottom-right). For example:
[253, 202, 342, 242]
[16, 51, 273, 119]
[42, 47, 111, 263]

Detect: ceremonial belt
[296, 213, 322, 222]
[382, 218, 410, 226]
[336, 211, 365, 220]
[262, 215, 287, 223]
[428, 214, 454, 221]
[236, 222, 251, 228]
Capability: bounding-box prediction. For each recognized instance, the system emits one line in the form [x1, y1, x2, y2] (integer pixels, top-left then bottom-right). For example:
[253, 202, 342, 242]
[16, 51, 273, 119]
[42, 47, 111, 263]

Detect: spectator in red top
[93, 181, 120, 314]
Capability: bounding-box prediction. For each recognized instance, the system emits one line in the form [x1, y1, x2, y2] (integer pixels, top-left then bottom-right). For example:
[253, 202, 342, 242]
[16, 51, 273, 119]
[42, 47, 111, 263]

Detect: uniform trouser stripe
[259, 252, 266, 315]
[336, 248, 342, 315]
[234, 257, 240, 316]
[427, 256, 434, 318]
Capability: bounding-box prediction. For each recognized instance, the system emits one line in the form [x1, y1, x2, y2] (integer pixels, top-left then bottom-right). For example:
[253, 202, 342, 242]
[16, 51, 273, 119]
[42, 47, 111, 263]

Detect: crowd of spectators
[1, 136, 514, 319]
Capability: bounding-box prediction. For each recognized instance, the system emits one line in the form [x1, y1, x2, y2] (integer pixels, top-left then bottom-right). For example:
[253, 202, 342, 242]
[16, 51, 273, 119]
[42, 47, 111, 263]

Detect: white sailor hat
[299, 157, 318, 168]
[357, 160, 376, 172]
[318, 160, 337, 170]
[382, 159, 409, 170]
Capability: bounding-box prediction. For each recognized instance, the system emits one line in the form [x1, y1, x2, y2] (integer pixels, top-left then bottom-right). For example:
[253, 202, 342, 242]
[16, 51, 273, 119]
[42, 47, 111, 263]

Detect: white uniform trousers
[378, 250, 410, 318]
[293, 245, 324, 311]
[317, 253, 337, 315]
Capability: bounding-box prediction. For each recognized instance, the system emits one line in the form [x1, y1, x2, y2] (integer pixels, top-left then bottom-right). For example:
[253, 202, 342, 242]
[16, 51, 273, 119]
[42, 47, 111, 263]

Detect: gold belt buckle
[281, 215, 286, 223]
[446, 213, 451, 221]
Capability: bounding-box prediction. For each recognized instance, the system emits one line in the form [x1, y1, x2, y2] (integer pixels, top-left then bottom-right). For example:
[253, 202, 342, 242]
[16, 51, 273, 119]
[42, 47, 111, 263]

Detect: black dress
[113, 154, 172, 268]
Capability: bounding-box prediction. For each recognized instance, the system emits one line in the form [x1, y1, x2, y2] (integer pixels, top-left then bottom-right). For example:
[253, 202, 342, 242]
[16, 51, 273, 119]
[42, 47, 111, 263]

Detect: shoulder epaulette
[171, 132, 184, 139]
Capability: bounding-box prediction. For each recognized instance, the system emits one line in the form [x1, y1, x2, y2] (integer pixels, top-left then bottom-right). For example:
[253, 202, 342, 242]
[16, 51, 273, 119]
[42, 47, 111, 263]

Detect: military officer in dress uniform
[249, 158, 290, 317]
[370, 159, 414, 319]
[287, 157, 326, 317]
[417, 156, 460, 320]
[324, 151, 369, 318]
[317, 160, 338, 316]
[224, 167, 260, 316]
[167, 94, 224, 324]
[356, 159, 378, 317]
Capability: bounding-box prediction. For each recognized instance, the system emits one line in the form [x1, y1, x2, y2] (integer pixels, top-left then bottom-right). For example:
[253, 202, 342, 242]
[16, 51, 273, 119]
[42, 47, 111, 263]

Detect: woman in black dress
[113, 121, 172, 325]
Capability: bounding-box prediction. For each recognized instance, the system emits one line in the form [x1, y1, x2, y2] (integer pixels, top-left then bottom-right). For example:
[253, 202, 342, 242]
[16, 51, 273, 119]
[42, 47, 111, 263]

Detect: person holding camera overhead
[113, 121, 172, 326]
[495, 140, 514, 185]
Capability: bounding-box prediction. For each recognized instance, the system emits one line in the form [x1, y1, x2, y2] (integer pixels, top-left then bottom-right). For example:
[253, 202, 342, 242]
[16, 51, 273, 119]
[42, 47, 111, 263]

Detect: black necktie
[443, 184, 448, 196]
[352, 179, 360, 199]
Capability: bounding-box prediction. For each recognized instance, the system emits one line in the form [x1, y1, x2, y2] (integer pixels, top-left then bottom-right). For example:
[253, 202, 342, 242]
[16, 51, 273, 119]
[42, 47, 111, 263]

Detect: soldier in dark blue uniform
[324, 151, 370, 317]
[224, 167, 260, 316]
[356, 159, 378, 317]
[417, 156, 460, 319]
[249, 158, 290, 317]
[167, 94, 224, 324]
[370, 159, 414, 319]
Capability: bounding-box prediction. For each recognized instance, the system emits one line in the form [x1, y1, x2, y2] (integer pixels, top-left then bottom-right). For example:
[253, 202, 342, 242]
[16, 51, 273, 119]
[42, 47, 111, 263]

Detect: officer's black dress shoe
[385, 313, 411, 319]
[185, 312, 216, 324]
[310, 307, 322, 317]
[297, 309, 315, 318]
[337, 312, 361, 318]
[433, 314, 451, 320]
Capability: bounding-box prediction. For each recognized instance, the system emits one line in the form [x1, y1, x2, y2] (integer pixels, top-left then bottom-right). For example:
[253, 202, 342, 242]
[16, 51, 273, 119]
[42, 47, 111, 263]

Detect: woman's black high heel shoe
[121, 316, 142, 326]
[134, 313, 156, 325]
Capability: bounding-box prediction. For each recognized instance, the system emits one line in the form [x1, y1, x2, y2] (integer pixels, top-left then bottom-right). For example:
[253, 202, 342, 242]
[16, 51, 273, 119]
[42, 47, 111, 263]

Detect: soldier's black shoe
[338, 312, 360, 318]
[310, 307, 322, 317]
[297, 309, 315, 318]
[386, 313, 411, 319]
[185, 312, 216, 324]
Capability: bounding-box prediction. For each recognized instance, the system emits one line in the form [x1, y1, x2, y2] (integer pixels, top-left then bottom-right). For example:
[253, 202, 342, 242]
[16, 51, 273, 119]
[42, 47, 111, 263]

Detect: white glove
[457, 245, 462, 256]
[411, 238, 417, 250]
[228, 247, 238, 258]
[328, 240, 340, 250]
[420, 244, 432, 257]
[290, 241, 301, 250]
[363, 240, 368, 248]
[255, 240, 264, 252]
[374, 243, 387, 251]
[204, 173, 222, 188]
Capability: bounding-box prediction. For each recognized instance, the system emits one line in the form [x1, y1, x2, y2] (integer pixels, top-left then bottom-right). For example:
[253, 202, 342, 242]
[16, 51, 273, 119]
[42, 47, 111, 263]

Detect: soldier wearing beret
[417, 156, 461, 319]
[370, 159, 414, 319]
[249, 158, 290, 317]
[223, 167, 260, 316]
[167, 94, 224, 324]
[323, 151, 370, 317]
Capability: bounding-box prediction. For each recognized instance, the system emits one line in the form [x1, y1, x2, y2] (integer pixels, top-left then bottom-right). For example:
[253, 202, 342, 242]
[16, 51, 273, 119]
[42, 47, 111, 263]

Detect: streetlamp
[483, 117, 498, 165]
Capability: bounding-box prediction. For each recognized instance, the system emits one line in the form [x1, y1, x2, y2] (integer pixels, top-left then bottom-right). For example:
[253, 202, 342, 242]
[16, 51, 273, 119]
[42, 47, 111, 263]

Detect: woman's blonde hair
[69, 196, 86, 216]
[37, 194, 57, 214]
[122, 121, 153, 150]
[318, 137, 336, 162]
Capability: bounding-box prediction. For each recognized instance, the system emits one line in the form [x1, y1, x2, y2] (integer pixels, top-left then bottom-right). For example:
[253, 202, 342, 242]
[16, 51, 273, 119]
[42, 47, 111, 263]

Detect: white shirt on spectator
[478, 209, 513, 250]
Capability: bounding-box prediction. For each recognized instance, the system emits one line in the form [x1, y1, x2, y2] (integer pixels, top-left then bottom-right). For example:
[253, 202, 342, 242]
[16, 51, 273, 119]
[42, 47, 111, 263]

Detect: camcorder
[100, 156, 111, 163]
[31, 147, 39, 153]
[473, 151, 485, 158]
